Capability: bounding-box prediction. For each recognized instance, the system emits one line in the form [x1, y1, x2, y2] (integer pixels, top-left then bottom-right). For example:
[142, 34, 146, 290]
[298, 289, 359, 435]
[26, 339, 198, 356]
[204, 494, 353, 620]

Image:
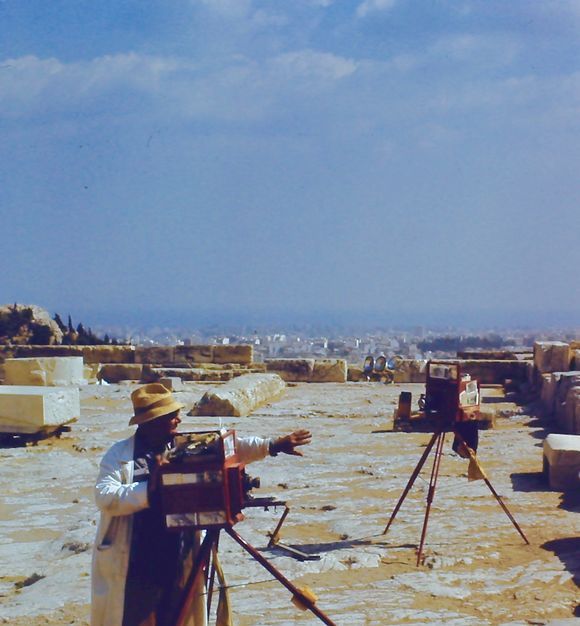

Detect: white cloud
[356, 0, 397, 19]
[268, 50, 357, 82]
[0, 54, 190, 117]
[0, 50, 357, 123]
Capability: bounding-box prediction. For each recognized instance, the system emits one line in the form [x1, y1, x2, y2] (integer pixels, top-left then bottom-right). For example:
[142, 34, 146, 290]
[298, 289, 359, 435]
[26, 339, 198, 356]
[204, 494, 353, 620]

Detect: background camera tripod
[382, 427, 530, 566]
[170, 524, 336, 626]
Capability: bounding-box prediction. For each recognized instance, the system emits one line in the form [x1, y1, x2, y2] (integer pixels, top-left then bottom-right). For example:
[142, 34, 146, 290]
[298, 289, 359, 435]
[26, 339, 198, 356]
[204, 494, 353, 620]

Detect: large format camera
[159, 430, 260, 530]
[421, 361, 480, 428]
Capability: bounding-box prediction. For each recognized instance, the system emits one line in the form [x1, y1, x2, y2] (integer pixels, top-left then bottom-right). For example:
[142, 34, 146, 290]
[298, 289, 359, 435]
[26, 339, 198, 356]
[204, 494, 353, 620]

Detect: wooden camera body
[424, 361, 480, 428]
[160, 429, 251, 530]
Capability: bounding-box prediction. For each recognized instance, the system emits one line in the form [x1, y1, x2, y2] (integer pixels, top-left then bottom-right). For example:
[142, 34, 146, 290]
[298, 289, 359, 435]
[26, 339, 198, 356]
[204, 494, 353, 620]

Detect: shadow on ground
[542, 536, 580, 616]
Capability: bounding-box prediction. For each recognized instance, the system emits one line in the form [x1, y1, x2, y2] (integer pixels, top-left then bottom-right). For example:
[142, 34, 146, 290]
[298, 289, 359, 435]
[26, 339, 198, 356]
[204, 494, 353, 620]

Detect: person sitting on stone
[91, 382, 311, 626]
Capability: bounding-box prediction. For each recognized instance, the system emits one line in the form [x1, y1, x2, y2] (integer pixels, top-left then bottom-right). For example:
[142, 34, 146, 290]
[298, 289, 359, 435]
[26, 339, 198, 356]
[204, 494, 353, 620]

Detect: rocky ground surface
[0, 381, 578, 625]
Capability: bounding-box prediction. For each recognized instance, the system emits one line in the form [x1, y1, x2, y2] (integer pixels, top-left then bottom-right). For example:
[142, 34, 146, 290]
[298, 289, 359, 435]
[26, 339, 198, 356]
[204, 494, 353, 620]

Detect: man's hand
[270, 429, 312, 457]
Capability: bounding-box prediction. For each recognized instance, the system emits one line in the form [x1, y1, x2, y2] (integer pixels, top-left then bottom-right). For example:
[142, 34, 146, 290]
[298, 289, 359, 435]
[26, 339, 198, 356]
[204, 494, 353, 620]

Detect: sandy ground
[0, 381, 578, 625]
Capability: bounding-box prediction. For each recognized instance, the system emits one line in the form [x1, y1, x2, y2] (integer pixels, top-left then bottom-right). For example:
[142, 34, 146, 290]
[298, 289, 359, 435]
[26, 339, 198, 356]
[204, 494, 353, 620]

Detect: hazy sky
[1, 0, 579, 329]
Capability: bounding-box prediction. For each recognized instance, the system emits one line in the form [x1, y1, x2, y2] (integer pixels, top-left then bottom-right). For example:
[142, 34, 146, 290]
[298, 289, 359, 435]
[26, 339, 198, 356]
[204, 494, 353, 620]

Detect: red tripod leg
[453, 430, 530, 545]
[416, 431, 446, 566]
[225, 526, 337, 626]
[383, 429, 442, 535]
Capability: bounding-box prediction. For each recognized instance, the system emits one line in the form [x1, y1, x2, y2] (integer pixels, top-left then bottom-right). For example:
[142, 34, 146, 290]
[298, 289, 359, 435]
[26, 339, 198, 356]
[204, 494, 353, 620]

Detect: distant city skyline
[2, 1, 579, 327]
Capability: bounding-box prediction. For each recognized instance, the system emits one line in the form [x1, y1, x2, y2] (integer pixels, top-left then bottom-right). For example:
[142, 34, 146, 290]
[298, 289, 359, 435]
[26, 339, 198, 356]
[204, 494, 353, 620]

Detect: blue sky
[1, 0, 579, 329]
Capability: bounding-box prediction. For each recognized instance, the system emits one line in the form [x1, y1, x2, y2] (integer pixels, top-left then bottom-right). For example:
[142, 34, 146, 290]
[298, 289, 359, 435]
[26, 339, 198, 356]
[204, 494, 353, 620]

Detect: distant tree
[53, 313, 67, 333]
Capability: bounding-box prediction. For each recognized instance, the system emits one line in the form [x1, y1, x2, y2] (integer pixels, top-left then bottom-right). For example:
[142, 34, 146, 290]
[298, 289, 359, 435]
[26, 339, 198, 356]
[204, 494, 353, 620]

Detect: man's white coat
[91, 433, 271, 626]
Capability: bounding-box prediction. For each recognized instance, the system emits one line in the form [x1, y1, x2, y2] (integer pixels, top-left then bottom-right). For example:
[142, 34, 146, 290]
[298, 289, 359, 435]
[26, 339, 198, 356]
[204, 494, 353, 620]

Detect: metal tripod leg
[452, 430, 530, 545]
[225, 526, 337, 626]
[416, 431, 446, 566]
[382, 428, 442, 535]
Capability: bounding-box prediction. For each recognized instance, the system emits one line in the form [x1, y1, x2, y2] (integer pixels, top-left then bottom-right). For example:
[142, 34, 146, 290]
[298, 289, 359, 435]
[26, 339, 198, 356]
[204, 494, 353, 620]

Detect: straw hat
[129, 383, 185, 426]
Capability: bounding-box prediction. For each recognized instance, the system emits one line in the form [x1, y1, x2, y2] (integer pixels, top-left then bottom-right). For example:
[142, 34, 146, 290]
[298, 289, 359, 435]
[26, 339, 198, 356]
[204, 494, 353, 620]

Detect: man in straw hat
[91, 383, 311, 626]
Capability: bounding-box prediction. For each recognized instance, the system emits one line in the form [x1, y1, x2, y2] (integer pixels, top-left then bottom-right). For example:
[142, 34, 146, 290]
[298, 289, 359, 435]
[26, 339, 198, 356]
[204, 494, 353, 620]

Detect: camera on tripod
[421, 361, 480, 428]
[159, 430, 261, 530]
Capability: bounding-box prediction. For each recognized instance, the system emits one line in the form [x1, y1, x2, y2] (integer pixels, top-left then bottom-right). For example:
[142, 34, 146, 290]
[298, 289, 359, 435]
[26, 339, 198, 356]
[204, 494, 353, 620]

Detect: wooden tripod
[171, 525, 337, 626]
[382, 428, 530, 566]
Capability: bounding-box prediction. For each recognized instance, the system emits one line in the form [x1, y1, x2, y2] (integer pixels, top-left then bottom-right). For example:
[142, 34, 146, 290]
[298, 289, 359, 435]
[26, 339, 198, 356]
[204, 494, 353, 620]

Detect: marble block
[191, 373, 285, 417]
[543, 433, 580, 490]
[0, 386, 80, 434]
[4, 357, 85, 386]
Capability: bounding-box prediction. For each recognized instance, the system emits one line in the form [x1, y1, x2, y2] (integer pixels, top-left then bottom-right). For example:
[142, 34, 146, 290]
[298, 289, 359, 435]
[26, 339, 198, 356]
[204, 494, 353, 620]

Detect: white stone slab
[4, 357, 85, 386]
[0, 386, 80, 434]
[191, 373, 285, 416]
[543, 433, 580, 490]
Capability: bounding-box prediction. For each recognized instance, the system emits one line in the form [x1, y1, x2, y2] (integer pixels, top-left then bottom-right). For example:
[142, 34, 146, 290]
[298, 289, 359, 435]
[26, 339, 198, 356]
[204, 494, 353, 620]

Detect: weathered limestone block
[212, 344, 253, 365]
[348, 365, 364, 382]
[393, 360, 428, 383]
[82, 345, 136, 364]
[173, 345, 214, 365]
[4, 357, 85, 386]
[159, 377, 185, 392]
[424, 359, 531, 385]
[98, 364, 143, 384]
[191, 373, 285, 417]
[249, 362, 266, 373]
[553, 372, 580, 431]
[265, 358, 315, 382]
[543, 434, 580, 490]
[558, 386, 580, 435]
[135, 346, 176, 365]
[572, 350, 580, 370]
[84, 363, 101, 384]
[534, 342, 571, 374]
[311, 359, 347, 383]
[540, 373, 561, 415]
[0, 386, 80, 434]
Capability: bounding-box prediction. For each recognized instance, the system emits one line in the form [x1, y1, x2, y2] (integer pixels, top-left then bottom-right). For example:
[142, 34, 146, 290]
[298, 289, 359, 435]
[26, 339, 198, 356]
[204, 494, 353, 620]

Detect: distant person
[91, 382, 311, 626]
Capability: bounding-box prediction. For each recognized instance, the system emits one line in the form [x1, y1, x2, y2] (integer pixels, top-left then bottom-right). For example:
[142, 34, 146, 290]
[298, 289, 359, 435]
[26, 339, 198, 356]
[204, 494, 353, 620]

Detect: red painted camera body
[160, 430, 248, 530]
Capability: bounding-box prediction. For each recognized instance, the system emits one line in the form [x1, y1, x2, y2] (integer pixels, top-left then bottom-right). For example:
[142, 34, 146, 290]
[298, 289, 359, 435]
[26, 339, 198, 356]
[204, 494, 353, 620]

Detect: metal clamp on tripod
[159, 429, 336, 626]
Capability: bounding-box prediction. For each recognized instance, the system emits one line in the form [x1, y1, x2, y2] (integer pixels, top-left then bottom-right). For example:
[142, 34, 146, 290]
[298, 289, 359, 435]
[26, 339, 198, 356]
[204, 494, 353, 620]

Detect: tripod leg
[383, 429, 442, 535]
[206, 533, 221, 620]
[267, 505, 290, 548]
[416, 431, 445, 566]
[171, 528, 218, 626]
[225, 527, 337, 626]
[453, 430, 530, 545]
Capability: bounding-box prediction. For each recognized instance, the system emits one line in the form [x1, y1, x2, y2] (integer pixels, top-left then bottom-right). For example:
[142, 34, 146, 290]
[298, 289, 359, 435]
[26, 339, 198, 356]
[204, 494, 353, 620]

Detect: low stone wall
[98, 364, 143, 384]
[389, 359, 529, 385]
[265, 358, 347, 382]
[0, 344, 256, 381]
[2, 344, 137, 364]
[393, 360, 427, 383]
[190, 373, 286, 417]
[457, 350, 531, 361]
[265, 358, 315, 382]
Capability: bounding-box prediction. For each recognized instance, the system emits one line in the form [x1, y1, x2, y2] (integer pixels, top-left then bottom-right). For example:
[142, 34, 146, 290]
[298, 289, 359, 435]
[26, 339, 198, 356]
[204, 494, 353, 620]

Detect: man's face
[139, 410, 182, 443]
